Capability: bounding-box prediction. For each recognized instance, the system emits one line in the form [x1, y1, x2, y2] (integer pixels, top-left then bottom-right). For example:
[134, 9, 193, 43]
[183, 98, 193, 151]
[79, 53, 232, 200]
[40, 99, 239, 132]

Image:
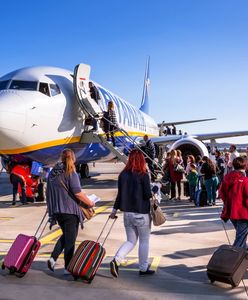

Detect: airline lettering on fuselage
[98, 87, 146, 131]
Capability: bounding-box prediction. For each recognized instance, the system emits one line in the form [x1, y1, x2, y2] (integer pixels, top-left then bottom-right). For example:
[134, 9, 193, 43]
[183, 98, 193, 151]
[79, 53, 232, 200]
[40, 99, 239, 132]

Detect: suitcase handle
[34, 209, 48, 240]
[96, 216, 118, 246]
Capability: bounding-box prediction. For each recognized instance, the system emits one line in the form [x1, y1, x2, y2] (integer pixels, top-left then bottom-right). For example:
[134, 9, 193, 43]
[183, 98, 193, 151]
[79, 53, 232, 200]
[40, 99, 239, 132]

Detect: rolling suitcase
[207, 244, 248, 287]
[67, 216, 117, 283]
[1, 211, 47, 277]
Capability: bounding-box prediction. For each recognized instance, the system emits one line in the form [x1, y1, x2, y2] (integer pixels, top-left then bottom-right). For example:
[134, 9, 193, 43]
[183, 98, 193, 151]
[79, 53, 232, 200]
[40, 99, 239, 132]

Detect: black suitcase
[207, 244, 248, 287]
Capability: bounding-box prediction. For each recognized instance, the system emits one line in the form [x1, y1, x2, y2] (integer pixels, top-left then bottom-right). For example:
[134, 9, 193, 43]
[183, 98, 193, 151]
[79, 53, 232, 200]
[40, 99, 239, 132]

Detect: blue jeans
[115, 212, 151, 272]
[231, 220, 248, 249]
[189, 185, 196, 201]
[204, 176, 219, 204]
[51, 214, 79, 268]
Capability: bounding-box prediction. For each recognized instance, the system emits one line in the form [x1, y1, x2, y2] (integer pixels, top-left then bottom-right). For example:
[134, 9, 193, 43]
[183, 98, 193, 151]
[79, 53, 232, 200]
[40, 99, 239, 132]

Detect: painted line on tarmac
[40, 204, 111, 246]
[0, 217, 14, 220]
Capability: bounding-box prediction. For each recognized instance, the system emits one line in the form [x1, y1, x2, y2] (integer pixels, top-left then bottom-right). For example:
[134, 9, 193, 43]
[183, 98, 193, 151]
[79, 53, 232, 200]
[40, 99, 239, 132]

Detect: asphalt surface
[0, 163, 248, 300]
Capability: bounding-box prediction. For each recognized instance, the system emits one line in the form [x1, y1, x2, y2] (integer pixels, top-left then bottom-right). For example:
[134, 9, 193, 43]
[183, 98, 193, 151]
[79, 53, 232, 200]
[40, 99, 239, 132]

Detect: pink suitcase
[1, 211, 47, 277]
[2, 234, 41, 277]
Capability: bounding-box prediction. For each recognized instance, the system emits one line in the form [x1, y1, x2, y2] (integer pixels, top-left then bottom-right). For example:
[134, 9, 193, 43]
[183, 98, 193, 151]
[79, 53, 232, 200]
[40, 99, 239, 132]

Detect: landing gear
[79, 164, 90, 179]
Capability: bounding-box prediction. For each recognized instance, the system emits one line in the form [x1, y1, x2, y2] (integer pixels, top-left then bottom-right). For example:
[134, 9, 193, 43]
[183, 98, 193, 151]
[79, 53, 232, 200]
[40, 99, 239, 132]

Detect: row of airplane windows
[0, 80, 61, 97]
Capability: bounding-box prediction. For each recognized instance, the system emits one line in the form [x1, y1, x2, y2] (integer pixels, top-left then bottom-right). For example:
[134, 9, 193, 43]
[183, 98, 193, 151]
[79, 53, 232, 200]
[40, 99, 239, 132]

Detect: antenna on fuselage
[139, 56, 150, 114]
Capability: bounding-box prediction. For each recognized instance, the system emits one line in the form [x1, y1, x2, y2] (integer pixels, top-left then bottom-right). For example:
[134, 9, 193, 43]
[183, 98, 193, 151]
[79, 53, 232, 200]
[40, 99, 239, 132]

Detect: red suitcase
[1, 211, 47, 277]
[67, 216, 117, 283]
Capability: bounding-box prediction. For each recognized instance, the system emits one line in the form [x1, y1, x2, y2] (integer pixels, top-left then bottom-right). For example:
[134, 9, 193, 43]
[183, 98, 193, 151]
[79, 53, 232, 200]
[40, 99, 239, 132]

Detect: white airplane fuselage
[0, 66, 158, 166]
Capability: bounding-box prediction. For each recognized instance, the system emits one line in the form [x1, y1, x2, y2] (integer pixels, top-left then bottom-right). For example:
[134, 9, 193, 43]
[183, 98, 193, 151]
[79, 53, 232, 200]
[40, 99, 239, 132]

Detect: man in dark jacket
[142, 135, 156, 181]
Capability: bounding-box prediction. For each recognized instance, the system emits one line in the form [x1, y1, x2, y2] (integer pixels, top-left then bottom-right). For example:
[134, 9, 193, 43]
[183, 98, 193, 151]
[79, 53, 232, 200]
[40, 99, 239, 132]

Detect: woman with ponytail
[46, 148, 94, 275]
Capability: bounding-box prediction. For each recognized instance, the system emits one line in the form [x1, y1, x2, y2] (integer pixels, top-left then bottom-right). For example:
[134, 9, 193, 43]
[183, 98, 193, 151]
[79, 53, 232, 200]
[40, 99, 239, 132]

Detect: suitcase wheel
[9, 266, 16, 274]
[16, 273, 26, 278]
[1, 262, 5, 270]
[73, 276, 79, 281]
[210, 279, 215, 284]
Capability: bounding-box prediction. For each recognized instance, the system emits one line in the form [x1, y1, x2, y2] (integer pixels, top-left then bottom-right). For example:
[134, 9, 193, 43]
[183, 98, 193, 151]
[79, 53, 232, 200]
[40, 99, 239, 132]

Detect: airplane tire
[80, 164, 89, 179]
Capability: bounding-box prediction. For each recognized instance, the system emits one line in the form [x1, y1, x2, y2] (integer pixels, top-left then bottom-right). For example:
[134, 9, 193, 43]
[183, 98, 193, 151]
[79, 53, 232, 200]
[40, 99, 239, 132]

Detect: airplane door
[73, 64, 102, 117]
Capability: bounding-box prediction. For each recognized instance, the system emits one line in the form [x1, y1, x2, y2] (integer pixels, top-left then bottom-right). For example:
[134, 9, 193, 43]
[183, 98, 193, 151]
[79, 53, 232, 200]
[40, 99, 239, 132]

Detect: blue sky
[1, 0, 248, 143]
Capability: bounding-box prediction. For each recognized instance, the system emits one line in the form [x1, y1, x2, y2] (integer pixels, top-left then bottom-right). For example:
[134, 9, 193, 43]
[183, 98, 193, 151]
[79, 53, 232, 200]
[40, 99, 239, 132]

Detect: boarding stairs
[73, 63, 163, 177]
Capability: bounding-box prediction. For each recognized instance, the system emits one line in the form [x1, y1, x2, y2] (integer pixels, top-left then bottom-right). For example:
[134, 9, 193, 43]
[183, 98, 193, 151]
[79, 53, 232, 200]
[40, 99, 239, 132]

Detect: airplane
[0, 62, 248, 181]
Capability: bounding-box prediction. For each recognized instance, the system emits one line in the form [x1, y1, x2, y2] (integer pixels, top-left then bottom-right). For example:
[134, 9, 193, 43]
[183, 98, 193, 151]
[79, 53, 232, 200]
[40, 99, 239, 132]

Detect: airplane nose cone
[0, 91, 26, 151]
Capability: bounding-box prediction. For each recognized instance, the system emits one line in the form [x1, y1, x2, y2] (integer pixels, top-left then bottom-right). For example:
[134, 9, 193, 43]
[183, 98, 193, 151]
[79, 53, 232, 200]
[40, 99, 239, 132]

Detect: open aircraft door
[73, 64, 102, 117]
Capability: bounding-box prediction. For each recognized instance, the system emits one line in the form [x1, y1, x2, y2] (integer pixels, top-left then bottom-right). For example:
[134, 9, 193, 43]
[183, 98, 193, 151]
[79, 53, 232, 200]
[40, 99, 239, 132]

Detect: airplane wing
[150, 130, 248, 145]
[157, 118, 216, 127]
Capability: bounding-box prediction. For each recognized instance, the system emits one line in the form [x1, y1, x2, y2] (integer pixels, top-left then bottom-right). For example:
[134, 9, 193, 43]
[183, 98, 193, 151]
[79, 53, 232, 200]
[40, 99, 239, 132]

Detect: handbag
[174, 163, 185, 173]
[59, 179, 95, 220]
[150, 196, 166, 226]
[79, 205, 95, 220]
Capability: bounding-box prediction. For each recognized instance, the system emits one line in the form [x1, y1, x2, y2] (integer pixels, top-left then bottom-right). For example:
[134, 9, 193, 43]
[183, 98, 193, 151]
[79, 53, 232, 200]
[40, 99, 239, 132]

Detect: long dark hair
[123, 149, 147, 175]
[202, 156, 216, 173]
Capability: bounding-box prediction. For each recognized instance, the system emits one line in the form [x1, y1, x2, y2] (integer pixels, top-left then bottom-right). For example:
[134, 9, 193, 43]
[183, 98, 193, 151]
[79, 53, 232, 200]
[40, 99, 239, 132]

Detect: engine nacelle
[169, 136, 209, 161]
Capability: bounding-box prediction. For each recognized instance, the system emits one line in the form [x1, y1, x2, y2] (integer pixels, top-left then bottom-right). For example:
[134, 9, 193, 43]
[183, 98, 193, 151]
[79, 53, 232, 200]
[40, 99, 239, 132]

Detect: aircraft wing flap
[194, 130, 248, 141]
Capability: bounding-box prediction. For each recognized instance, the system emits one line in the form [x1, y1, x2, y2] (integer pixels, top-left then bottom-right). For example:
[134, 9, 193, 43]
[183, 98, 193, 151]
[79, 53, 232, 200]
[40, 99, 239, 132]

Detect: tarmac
[0, 162, 248, 300]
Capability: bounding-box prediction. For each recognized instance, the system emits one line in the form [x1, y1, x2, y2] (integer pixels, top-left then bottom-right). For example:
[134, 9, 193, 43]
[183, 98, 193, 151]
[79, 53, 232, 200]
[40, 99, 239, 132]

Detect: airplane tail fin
[139, 56, 150, 114]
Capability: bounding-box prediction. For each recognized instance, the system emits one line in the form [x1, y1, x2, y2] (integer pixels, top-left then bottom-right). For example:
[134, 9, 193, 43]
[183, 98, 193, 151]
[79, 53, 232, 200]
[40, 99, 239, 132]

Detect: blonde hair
[61, 148, 76, 176]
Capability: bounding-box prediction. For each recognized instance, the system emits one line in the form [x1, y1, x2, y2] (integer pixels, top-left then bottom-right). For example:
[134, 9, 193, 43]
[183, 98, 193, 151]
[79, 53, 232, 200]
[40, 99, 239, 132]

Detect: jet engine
[169, 136, 209, 161]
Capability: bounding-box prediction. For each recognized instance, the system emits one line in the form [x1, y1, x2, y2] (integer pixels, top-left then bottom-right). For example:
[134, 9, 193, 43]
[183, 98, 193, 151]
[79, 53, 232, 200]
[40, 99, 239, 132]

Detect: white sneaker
[47, 257, 56, 272]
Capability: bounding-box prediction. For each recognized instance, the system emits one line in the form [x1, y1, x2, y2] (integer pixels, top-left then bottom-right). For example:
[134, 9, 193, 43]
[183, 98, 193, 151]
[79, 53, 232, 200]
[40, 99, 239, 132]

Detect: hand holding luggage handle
[207, 205, 248, 294]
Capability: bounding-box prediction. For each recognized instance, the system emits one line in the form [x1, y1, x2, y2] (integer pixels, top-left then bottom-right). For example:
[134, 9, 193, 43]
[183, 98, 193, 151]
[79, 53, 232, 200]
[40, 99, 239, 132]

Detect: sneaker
[110, 259, 119, 278]
[11, 202, 16, 206]
[139, 269, 155, 276]
[63, 269, 71, 276]
[47, 257, 56, 272]
[207, 202, 212, 206]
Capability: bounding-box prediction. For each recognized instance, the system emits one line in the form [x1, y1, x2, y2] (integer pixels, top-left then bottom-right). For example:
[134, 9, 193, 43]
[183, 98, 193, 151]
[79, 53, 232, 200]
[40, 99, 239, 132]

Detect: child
[186, 163, 198, 202]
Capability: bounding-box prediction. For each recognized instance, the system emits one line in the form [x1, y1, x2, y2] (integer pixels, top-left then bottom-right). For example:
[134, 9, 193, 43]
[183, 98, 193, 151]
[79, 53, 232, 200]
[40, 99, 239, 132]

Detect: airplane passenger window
[9, 80, 38, 91]
[0, 80, 10, 90]
[49, 84, 61, 96]
[39, 82, 50, 96]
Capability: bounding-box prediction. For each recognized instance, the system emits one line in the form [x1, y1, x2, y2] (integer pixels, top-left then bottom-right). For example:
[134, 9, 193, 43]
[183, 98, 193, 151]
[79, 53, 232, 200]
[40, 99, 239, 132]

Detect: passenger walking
[200, 156, 219, 206]
[215, 150, 225, 184]
[186, 163, 198, 202]
[104, 101, 118, 147]
[168, 149, 184, 200]
[142, 134, 156, 182]
[109, 149, 154, 277]
[219, 156, 248, 249]
[228, 144, 240, 170]
[46, 148, 94, 274]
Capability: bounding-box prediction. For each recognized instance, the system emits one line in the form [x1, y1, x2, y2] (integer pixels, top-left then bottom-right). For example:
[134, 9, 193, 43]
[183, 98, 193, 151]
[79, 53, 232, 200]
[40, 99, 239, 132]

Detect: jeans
[115, 212, 151, 272]
[231, 220, 248, 249]
[51, 214, 79, 268]
[11, 174, 27, 204]
[189, 185, 196, 201]
[204, 176, 219, 204]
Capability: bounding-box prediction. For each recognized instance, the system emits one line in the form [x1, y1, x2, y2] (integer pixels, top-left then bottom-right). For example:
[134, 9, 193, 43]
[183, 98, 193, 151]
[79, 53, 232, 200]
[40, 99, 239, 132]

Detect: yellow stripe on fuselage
[0, 131, 155, 155]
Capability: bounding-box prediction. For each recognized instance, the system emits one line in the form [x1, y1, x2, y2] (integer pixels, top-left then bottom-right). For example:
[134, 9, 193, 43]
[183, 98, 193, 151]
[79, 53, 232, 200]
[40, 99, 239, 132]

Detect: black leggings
[51, 214, 79, 268]
[171, 181, 181, 199]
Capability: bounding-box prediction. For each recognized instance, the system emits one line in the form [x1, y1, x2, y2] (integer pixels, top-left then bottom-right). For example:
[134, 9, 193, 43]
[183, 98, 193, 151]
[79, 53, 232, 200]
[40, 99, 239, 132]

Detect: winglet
[139, 56, 150, 114]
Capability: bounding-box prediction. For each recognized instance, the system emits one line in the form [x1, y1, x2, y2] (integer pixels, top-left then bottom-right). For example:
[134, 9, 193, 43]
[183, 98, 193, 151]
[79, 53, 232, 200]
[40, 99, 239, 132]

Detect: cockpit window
[0, 80, 10, 90]
[39, 82, 50, 96]
[49, 83, 61, 96]
[9, 80, 38, 91]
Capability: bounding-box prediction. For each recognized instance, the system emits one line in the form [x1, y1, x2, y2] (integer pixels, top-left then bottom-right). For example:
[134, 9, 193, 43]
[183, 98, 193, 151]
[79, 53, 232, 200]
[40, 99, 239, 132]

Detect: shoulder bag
[59, 179, 95, 220]
[150, 196, 166, 226]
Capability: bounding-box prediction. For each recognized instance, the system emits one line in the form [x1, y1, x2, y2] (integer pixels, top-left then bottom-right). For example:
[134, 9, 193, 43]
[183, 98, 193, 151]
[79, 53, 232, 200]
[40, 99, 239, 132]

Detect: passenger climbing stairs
[74, 63, 163, 177]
